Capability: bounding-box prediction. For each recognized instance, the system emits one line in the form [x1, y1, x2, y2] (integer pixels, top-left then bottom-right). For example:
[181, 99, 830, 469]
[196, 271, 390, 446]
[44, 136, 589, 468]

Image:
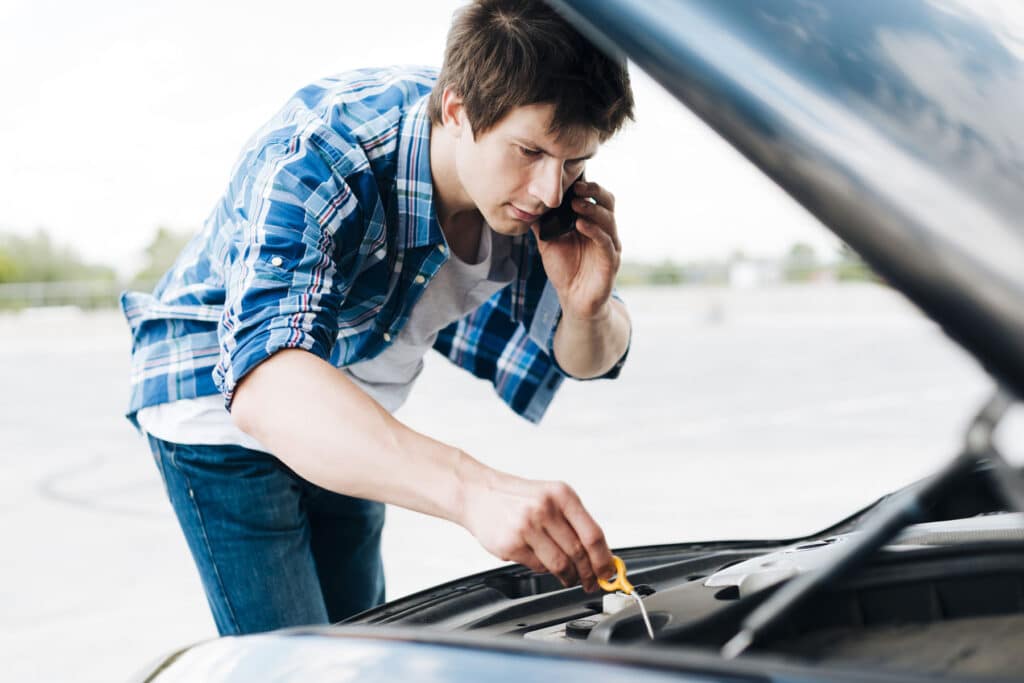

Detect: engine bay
[356, 512, 1024, 678]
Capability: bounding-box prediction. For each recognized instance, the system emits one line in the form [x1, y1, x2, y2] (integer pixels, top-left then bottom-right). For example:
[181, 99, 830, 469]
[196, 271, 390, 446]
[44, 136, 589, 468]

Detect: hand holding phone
[531, 174, 622, 325]
[538, 173, 586, 241]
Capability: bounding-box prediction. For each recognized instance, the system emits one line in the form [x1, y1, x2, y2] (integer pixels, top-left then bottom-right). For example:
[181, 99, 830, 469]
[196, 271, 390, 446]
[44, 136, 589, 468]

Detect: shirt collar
[395, 96, 445, 249]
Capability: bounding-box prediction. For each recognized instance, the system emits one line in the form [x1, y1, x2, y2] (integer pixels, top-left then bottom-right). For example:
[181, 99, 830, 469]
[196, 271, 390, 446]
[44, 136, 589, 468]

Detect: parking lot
[3, 284, 1020, 682]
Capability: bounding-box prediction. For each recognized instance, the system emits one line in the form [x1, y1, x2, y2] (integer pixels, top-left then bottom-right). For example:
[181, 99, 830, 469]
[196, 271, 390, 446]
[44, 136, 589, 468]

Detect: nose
[528, 159, 565, 210]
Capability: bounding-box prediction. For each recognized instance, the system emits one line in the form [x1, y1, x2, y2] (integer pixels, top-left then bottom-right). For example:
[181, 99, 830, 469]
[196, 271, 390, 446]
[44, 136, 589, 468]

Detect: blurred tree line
[0, 227, 191, 309]
[0, 226, 879, 310]
[0, 230, 116, 284]
[781, 242, 880, 282]
[130, 226, 192, 287]
[616, 241, 878, 287]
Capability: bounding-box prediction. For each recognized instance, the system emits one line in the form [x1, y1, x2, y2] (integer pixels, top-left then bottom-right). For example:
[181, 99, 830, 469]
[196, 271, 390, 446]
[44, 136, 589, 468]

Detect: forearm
[232, 348, 614, 590]
[231, 348, 486, 524]
[552, 298, 631, 379]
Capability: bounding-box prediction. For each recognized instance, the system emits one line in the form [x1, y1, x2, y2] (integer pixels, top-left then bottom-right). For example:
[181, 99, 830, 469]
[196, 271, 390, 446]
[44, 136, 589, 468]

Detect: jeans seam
[167, 440, 242, 634]
[147, 435, 169, 493]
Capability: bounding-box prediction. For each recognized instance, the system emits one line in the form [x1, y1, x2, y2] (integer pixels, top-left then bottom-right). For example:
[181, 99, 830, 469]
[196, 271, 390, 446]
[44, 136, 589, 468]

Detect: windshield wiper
[722, 386, 1023, 659]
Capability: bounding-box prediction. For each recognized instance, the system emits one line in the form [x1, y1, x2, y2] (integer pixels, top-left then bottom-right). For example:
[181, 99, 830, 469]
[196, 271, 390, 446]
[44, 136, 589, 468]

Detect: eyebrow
[515, 138, 595, 163]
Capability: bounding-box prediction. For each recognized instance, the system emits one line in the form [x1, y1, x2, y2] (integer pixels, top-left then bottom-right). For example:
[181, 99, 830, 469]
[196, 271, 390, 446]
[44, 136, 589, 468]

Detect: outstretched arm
[232, 348, 614, 591]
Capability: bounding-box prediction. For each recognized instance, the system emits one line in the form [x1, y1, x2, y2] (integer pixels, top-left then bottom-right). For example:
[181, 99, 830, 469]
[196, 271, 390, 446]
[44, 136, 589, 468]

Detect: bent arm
[553, 298, 631, 379]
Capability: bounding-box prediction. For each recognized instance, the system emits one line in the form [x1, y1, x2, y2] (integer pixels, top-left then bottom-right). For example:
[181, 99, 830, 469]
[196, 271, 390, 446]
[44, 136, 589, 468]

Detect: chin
[496, 223, 533, 237]
[485, 212, 533, 236]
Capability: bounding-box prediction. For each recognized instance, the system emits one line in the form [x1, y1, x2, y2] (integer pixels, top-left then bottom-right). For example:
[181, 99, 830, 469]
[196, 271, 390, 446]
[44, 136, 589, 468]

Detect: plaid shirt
[121, 66, 627, 426]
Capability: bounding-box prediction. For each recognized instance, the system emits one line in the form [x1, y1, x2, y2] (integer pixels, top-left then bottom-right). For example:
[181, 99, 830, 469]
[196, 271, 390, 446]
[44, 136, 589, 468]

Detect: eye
[566, 159, 586, 174]
[517, 145, 542, 158]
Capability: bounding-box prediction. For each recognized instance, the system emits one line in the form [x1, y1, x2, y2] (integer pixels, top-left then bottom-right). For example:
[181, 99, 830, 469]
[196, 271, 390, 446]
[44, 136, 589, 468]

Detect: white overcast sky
[0, 0, 844, 276]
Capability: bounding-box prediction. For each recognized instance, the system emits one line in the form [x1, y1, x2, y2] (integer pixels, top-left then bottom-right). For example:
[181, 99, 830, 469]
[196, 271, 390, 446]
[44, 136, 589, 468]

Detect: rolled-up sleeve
[212, 133, 362, 407]
[531, 283, 631, 381]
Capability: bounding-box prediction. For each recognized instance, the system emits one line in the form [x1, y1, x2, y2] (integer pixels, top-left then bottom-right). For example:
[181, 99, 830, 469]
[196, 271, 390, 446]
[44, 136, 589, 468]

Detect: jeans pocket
[164, 440, 274, 478]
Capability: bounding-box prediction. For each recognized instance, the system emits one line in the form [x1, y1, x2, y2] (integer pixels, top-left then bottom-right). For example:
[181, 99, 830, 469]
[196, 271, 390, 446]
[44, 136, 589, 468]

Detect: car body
[133, 0, 1024, 680]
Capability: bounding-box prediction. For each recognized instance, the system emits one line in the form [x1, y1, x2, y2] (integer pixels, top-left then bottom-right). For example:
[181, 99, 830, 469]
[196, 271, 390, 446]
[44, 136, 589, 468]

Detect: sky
[0, 0, 849, 277]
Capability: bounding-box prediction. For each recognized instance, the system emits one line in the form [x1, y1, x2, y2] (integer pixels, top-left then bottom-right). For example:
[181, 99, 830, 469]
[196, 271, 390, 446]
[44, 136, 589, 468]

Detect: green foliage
[612, 244, 886, 288]
[649, 259, 684, 285]
[131, 226, 193, 287]
[0, 229, 119, 309]
[782, 242, 819, 282]
[615, 259, 725, 286]
[616, 259, 686, 286]
[0, 229, 116, 284]
[835, 243, 879, 282]
[614, 261, 650, 286]
[0, 250, 16, 283]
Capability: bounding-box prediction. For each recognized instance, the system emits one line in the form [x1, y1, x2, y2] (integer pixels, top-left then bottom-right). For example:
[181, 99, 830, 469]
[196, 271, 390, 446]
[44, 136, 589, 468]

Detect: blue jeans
[146, 434, 386, 635]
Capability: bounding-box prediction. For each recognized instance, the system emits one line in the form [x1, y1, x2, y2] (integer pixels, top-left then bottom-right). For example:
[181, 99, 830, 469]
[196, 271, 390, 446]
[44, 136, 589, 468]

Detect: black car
[133, 0, 1024, 680]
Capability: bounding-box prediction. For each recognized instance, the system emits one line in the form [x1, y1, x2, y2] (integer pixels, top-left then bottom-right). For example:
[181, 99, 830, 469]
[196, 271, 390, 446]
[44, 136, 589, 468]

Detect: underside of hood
[549, 0, 1024, 399]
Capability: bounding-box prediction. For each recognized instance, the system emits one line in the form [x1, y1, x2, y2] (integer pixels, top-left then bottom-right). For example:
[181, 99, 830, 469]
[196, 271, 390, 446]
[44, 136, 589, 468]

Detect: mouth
[509, 205, 543, 222]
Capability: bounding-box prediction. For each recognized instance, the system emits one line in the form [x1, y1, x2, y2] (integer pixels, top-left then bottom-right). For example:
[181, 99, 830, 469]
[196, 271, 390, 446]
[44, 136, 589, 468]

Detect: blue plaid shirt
[121, 66, 627, 426]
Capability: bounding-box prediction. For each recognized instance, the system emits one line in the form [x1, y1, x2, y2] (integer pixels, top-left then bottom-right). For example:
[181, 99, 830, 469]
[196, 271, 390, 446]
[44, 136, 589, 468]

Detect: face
[447, 97, 601, 236]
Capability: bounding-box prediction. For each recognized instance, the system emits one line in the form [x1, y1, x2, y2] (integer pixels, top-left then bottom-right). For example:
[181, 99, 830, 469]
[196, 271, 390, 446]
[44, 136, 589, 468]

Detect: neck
[430, 122, 482, 242]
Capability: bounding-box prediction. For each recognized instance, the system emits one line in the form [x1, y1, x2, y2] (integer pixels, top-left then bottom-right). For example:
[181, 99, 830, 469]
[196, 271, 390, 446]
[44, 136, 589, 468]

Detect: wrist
[553, 298, 630, 379]
[450, 448, 493, 528]
[560, 298, 614, 327]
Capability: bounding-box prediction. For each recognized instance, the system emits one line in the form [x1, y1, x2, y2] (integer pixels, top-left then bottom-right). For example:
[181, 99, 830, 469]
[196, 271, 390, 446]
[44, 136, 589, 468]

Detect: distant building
[728, 258, 783, 288]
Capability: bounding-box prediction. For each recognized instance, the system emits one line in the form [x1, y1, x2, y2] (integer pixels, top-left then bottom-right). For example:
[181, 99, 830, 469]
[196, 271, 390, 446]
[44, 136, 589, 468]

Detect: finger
[575, 218, 618, 255]
[573, 199, 621, 252]
[525, 524, 578, 588]
[545, 513, 599, 592]
[572, 197, 613, 226]
[560, 492, 614, 582]
[507, 547, 546, 575]
[574, 180, 616, 212]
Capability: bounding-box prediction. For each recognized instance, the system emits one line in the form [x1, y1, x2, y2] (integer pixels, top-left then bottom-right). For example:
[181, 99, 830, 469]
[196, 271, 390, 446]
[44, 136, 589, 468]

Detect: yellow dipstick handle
[597, 555, 635, 595]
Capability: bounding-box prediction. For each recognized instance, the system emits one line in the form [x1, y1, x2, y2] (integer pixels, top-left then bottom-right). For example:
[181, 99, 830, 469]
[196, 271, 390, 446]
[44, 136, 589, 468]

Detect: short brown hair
[428, 0, 634, 142]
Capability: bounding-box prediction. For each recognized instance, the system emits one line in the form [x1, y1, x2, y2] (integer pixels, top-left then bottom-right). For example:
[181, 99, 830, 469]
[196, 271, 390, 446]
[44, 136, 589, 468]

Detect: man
[121, 0, 634, 635]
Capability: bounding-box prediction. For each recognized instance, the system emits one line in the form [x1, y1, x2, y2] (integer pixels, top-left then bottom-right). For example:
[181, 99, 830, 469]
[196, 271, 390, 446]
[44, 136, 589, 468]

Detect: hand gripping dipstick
[598, 555, 654, 639]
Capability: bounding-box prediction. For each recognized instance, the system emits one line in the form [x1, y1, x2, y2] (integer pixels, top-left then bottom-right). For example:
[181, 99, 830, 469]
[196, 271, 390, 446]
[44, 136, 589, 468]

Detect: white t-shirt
[137, 225, 517, 453]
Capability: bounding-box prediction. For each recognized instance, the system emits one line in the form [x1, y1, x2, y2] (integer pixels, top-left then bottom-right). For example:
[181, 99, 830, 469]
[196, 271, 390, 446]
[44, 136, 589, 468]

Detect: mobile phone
[538, 173, 585, 241]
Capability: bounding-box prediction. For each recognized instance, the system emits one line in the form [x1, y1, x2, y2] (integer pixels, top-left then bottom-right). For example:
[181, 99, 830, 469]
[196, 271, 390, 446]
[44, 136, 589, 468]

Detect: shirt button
[270, 256, 283, 267]
[437, 245, 447, 254]
[383, 333, 392, 343]
[414, 275, 426, 285]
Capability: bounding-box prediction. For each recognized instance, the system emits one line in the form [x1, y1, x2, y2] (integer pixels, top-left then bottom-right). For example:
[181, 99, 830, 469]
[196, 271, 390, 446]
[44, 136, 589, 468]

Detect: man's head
[428, 0, 634, 144]
[429, 0, 635, 236]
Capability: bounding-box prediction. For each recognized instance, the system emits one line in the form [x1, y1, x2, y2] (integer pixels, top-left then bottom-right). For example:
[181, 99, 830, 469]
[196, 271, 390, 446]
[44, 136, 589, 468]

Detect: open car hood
[549, 0, 1024, 399]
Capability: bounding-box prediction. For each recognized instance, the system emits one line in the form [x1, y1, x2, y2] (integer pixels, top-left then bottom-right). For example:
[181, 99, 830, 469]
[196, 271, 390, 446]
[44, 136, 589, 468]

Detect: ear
[441, 86, 469, 138]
